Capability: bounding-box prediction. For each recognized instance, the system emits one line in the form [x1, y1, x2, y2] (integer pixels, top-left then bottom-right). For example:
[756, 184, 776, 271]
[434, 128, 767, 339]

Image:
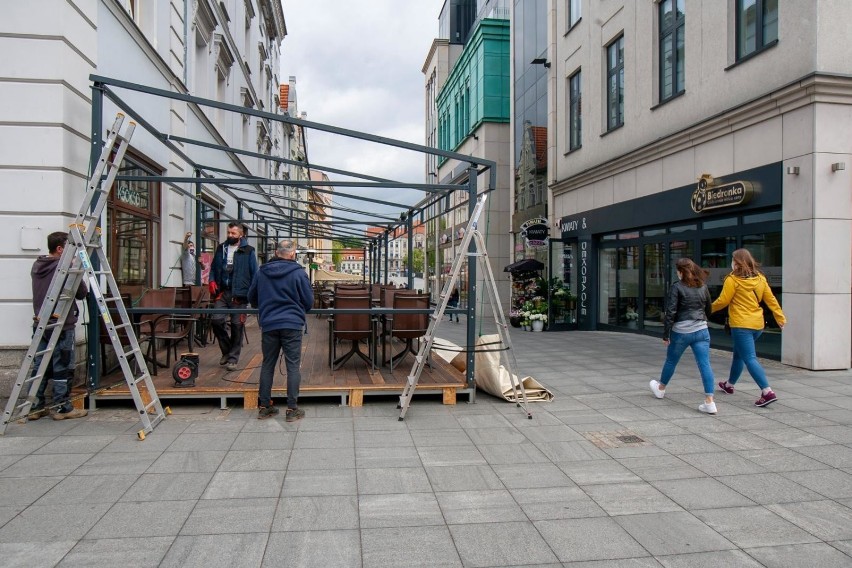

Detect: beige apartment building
[547, 0, 851, 369]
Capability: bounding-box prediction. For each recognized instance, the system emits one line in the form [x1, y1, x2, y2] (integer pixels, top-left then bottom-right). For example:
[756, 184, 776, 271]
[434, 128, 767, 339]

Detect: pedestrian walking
[29, 231, 88, 420]
[209, 223, 258, 371]
[447, 288, 459, 323]
[650, 258, 717, 414]
[711, 248, 786, 407]
[248, 239, 313, 421]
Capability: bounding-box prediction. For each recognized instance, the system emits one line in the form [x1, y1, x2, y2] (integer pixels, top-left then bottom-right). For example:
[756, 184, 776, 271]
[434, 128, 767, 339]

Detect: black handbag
[724, 315, 731, 335]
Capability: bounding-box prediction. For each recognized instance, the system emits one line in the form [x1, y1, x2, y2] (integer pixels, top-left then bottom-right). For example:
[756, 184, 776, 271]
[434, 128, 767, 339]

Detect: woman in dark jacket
[650, 258, 717, 414]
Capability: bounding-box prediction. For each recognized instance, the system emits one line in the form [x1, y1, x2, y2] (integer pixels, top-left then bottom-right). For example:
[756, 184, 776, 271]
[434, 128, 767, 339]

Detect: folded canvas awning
[503, 259, 544, 273]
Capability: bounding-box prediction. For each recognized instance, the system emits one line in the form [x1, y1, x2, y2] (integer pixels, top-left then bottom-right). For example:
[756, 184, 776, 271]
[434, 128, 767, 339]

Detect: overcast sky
[280, 0, 445, 234]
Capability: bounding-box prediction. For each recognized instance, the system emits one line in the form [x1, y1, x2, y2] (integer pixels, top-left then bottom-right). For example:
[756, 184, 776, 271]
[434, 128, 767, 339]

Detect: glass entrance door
[548, 239, 578, 329]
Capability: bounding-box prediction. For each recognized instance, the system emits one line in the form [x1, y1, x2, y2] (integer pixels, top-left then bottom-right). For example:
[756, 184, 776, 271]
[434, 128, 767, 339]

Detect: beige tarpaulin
[432, 334, 554, 402]
[313, 268, 364, 282]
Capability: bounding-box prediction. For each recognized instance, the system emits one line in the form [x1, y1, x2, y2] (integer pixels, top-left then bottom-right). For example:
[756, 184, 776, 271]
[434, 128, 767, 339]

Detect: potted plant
[530, 312, 548, 332]
[509, 309, 522, 328]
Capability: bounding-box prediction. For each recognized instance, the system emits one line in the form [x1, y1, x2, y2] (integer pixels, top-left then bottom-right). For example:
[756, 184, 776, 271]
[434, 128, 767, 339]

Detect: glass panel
[569, 0, 581, 27]
[608, 74, 618, 128]
[550, 240, 577, 325]
[743, 231, 783, 359]
[703, 217, 737, 229]
[661, 32, 673, 100]
[670, 224, 697, 233]
[601, 234, 617, 241]
[618, 231, 640, 240]
[644, 243, 665, 331]
[644, 228, 667, 236]
[661, 0, 673, 27]
[617, 246, 640, 329]
[743, 210, 781, 224]
[115, 164, 151, 210]
[669, 239, 695, 283]
[599, 248, 617, 324]
[738, 0, 757, 57]
[763, 0, 778, 44]
[701, 236, 737, 329]
[676, 0, 685, 17]
[114, 210, 150, 287]
[675, 27, 685, 93]
[617, 66, 624, 124]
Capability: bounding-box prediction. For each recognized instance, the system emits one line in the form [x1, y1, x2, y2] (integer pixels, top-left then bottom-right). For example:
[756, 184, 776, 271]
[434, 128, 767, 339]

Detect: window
[109, 154, 161, 288]
[659, 0, 685, 102]
[567, 0, 581, 29]
[606, 36, 624, 130]
[736, 0, 778, 60]
[568, 70, 582, 150]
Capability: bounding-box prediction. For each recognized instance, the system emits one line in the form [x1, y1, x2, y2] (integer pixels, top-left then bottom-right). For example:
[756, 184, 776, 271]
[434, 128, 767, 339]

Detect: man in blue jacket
[209, 223, 258, 371]
[248, 239, 313, 421]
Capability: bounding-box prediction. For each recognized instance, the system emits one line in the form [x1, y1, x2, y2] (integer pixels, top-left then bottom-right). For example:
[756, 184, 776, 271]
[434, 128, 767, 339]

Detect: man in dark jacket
[248, 239, 313, 421]
[209, 223, 258, 371]
[29, 231, 89, 420]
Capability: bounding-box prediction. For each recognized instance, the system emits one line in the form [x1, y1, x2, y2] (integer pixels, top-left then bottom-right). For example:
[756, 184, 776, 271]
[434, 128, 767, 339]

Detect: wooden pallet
[91, 316, 467, 409]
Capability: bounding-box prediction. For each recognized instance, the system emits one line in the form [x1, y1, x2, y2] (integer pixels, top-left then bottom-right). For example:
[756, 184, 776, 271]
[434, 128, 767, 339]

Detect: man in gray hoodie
[29, 231, 89, 420]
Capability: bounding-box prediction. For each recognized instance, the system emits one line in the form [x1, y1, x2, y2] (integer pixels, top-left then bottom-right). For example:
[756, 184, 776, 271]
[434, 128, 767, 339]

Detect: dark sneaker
[225, 362, 238, 372]
[29, 407, 50, 420]
[258, 405, 279, 419]
[219, 356, 229, 365]
[718, 381, 735, 394]
[285, 407, 305, 423]
[52, 408, 87, 420]
[755, 391, 777, 407]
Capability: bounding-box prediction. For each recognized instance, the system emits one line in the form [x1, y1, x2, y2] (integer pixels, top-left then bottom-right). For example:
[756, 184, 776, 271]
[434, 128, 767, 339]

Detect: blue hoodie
[248, 258, 314, 332]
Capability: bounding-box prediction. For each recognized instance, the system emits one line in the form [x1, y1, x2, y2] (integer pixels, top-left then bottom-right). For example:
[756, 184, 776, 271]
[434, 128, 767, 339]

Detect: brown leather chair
[386, 293, 431, 372]
[328, 294, 375, 371]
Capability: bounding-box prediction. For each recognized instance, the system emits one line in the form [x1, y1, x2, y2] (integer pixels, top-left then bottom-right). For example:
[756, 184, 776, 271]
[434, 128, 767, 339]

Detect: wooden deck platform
[91, 315, 469, 409]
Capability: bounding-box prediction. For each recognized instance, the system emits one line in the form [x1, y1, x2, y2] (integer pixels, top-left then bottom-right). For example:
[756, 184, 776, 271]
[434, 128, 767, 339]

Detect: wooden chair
[386, 293, 431, 372]
[135, 288, 177, 375]
[328, 294, 375, 371]
[379, 287, 399, 365]
[189, 285, 212, 346]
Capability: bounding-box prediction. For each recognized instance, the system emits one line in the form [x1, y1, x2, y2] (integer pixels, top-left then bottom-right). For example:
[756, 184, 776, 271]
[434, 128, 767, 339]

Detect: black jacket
[210, 237, 258, 298]
[32, 256, 88, 331]
[663, 280, 711, 340]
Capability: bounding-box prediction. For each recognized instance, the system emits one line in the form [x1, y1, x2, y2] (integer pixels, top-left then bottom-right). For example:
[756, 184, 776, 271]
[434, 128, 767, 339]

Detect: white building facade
[548, 0, 852, 369]
[0, 0, 296, 391]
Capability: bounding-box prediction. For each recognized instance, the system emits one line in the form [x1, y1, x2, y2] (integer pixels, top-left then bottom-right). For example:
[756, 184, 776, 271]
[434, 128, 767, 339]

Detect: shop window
[743, 210, 781, 224]
[659, 0, 685, 102]
[599, 245, 638, 328]
[606, 35, 624, 131]
[669, 223, 697, 233]
[736, 0, 778, 60]
[109, 154, 161, 288]
[703, 217, 737, 229]
[643, 228, 666, 237]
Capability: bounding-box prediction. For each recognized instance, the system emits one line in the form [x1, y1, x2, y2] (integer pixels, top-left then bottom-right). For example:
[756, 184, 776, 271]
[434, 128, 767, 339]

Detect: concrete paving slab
[120, 472, 212, 502]
[355, 446, 421, 468]
[354, 429, 414, 447]
[230, 431, 295, 450]
[201, 470, 284, 499]
[766, 500, 852, 541]
[218, 449, 290, 471]
[558, 458, 642, 485]
[162, 533, 267, 568]
[361, 525, 460, 567]
[0, 453, 93, 477]
[436, 489, 526, 524]
[424, 465, 503, 492]
[476, 442, 551, 465]
[582, 481, 682, 516]
[616, 455, 705, 481]
[57, 536, 173, 568]
[357, 466, 431, 494]
[145, 450, 225, 473]
[614, 511, 736, 556]
[273, 495, 359, 532]
[73, 451, 161, 475]
[280, 468, 357, 496]
[535, 517, 648, 562]
[736, 448, 832, 473]
[491, 462, 575, 489]
[34, 473, 137, 505]
[166, 432, 237, 452]
[450, 521, 560, 566]
[33, 435, 115, 454]
[416, 445, 486, 466]
[0, 476, 62, 507]
[744, 542, 852, 568]
[655, 549, 764, 567]
[694, 505, 821, 548]
[720, 472, 830, 504]
[86, 500, 195, 538]
[286, 447, 356, 470]
[0, 541, 78, 568]
[181, 497, 276, 535]
[0, 502, 112, 542]
[263, 530, 361, 568]
[358, 492, 443, 528]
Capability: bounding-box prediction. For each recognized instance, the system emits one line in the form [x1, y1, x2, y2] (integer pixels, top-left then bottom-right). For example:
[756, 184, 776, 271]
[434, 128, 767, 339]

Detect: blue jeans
[31, 327, 76, 412]
[728, 328, 769, 390]
[660, 328, 715, 396]
[258, 328, 303, 409]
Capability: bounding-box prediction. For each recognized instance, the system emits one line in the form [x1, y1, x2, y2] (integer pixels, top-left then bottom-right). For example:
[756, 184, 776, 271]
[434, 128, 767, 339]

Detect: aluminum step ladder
[398, 193, 531, 420]
[1, 114, 169, 439]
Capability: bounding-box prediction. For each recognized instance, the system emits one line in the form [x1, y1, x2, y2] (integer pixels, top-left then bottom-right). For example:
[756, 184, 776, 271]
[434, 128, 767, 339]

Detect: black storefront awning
[504, 259, 544, 273]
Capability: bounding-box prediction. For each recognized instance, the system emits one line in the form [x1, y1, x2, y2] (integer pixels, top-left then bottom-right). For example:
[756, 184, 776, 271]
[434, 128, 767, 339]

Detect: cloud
[280, 0, 445, 232]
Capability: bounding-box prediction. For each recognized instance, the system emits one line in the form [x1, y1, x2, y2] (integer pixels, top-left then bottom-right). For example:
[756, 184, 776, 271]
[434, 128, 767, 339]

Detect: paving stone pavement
[2, 327, 852, 567]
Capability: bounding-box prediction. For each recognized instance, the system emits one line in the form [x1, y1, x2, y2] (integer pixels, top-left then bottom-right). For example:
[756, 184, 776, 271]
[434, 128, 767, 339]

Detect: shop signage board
[520, 217, 549, 248]
[691, 176, 754, 213]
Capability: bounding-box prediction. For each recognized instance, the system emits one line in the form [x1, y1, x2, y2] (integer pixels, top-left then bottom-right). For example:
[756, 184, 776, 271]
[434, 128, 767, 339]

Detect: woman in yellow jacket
[711, 249, 786, 407]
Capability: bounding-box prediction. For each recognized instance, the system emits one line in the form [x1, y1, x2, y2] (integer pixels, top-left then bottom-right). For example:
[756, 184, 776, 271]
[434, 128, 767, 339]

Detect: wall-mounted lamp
[786, 166, 800, 175]
[531, 57, 551, 68]
[472, 134, 479, 140]
[831, 162, 846, 172]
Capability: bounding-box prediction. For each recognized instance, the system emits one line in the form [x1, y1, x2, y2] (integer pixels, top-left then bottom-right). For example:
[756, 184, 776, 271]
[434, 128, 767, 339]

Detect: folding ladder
[398, 193, 531, 420]
[1, 114, 169, 439]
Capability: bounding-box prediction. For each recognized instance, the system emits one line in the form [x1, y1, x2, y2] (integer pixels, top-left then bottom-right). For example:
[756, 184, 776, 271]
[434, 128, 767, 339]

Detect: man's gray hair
[277, 239, 296, 256]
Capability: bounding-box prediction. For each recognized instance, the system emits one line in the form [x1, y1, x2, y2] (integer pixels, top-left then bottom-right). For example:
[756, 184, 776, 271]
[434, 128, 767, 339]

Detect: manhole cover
[582, 430, 647, 449]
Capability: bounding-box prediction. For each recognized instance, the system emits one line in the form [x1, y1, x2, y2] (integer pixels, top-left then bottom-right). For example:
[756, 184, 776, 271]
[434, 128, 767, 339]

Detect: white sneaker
[649, 380, 665, 399]
[698, 402, 717, 414]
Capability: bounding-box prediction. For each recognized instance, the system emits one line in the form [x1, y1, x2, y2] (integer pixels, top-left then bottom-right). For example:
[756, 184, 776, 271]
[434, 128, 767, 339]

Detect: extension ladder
[398, 193, 531, 420]
[1, 114, 169, 438]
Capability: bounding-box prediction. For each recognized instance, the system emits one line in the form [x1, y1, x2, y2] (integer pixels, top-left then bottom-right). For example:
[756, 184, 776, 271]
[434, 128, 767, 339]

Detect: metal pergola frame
[87, 75, 497, 390]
